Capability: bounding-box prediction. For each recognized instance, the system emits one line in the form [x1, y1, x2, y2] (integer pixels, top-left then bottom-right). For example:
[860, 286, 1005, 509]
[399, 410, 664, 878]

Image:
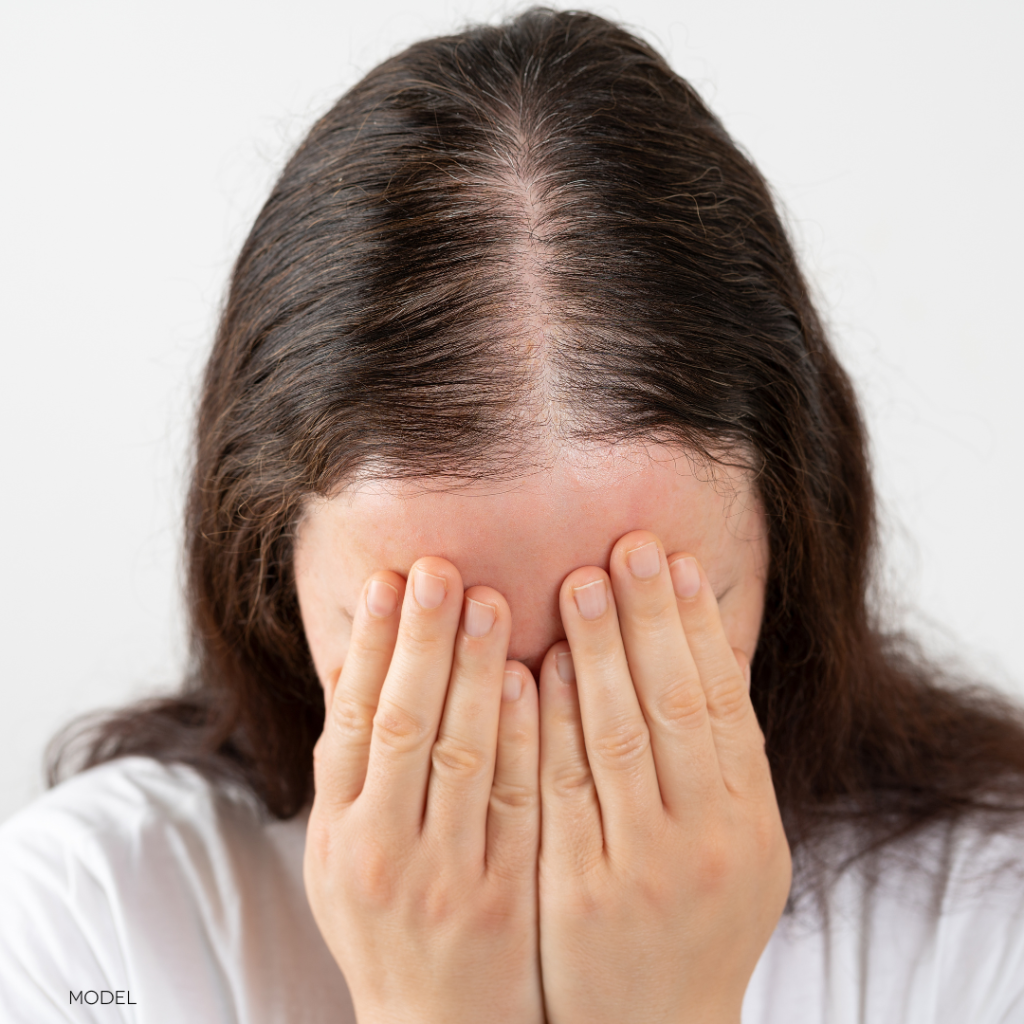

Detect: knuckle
[373, 701, 431, 754]
[398, 626, 450, 659]
[561, 878, 605, 919]
[330, 693, 377, 738]
[653, 677, 708, 729]
[419, 871, 478, 925]
[548, 759, 594, 800]
[586, 633, 624, 666]
[350, 622, 397, 659]
[693, 825, 736, 890]
[706, 675, 750, 725]
[680, 598, 714, 628]
[590, 719, 651, 770]
[633, 865, 675, 908]
[348, 835, 399, 908]
[431, 736, 490, 780]
[420, 879, 453, 923]
[500, 715, 534, 748]
[489, 778, 537, 812]
[631, 602, 678, 637]
[475, 884, 522, 929]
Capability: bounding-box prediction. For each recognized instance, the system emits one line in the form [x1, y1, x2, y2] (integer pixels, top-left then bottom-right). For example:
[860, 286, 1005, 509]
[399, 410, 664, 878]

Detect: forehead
[297, 443, 763, 602]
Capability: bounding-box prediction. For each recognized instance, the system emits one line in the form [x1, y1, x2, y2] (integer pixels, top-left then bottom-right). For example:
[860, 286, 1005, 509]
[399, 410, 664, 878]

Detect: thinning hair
[52, 8, 1024, 895]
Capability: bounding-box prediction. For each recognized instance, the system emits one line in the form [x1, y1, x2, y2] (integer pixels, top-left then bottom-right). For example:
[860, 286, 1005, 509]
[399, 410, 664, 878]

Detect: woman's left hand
[537, 531, 791, 1024]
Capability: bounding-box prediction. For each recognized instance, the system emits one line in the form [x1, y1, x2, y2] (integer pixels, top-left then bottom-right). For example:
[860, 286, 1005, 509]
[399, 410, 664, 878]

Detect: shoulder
[746, 813, 1024, 1024]
[1, 754, 245, 850]
[0, 757, 353, 1023]
[0, 757, 267, 917]
[921, 816, 1024, 1019]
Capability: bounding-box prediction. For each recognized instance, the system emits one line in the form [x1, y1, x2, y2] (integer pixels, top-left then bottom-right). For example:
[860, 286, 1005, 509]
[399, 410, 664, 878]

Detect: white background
[2, 1, 1021, 823]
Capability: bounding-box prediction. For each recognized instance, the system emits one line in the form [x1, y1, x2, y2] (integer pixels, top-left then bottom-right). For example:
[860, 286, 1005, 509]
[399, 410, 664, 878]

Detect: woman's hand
[537, 531, 791, 1024]
[304, 557, 544, 1024]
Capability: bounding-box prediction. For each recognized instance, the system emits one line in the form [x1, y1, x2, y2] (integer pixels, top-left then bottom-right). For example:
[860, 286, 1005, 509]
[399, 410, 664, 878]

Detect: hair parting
[51, 7, 1024, 900]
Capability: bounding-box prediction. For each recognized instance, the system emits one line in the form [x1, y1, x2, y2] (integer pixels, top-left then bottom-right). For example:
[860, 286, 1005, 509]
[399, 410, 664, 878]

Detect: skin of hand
[302, 559, 545, 1024]
[296, 444, 786, 1024]
[536, 532, 791, 1024]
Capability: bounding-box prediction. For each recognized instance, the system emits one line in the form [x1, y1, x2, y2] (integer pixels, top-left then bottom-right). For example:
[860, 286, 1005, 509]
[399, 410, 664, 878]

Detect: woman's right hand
[303, 557, 543, 1024]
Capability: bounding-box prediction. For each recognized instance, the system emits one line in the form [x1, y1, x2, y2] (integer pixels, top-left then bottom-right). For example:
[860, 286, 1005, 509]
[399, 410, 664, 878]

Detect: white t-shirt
[0, 757, 1022, 1023]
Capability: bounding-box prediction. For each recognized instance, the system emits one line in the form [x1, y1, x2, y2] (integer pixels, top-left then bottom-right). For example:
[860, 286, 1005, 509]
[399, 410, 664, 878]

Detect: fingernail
[556, 651, 576, 684]
[502, 670, 523, 702]
[412, 569, 447, 610]
[626, 541, 660, 579]
[366, 579, 398, 618]
[464, 598, 496, 637]
[670, 557, 701, 599]
[573, 578, 607, 620]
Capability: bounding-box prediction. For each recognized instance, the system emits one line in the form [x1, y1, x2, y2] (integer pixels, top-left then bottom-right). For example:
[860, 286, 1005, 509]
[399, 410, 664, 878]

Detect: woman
[2, 7, 1023, 1022]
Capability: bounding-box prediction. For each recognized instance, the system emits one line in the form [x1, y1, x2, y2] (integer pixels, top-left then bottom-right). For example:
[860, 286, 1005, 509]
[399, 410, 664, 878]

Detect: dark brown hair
[53, 8, 1024, 876]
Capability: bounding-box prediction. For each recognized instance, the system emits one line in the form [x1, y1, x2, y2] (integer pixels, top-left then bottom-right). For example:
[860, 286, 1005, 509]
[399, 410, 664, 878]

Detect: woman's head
[295, 445, 770, 694]
[187, 6, 875, 819]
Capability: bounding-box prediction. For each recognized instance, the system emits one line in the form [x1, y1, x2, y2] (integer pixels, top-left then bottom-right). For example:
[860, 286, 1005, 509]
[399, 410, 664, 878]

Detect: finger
[361, 556, 464, 832]
[485, 660, 540, 883]
[558, 567, 663, 848]
[423, 586, 512, 855]
[561, 569, 663, 847]
[314, 571, 406, 813]
[607, 532, 722, 817]
[538, 642, 603, 876]
[668, 554, 768, 794]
